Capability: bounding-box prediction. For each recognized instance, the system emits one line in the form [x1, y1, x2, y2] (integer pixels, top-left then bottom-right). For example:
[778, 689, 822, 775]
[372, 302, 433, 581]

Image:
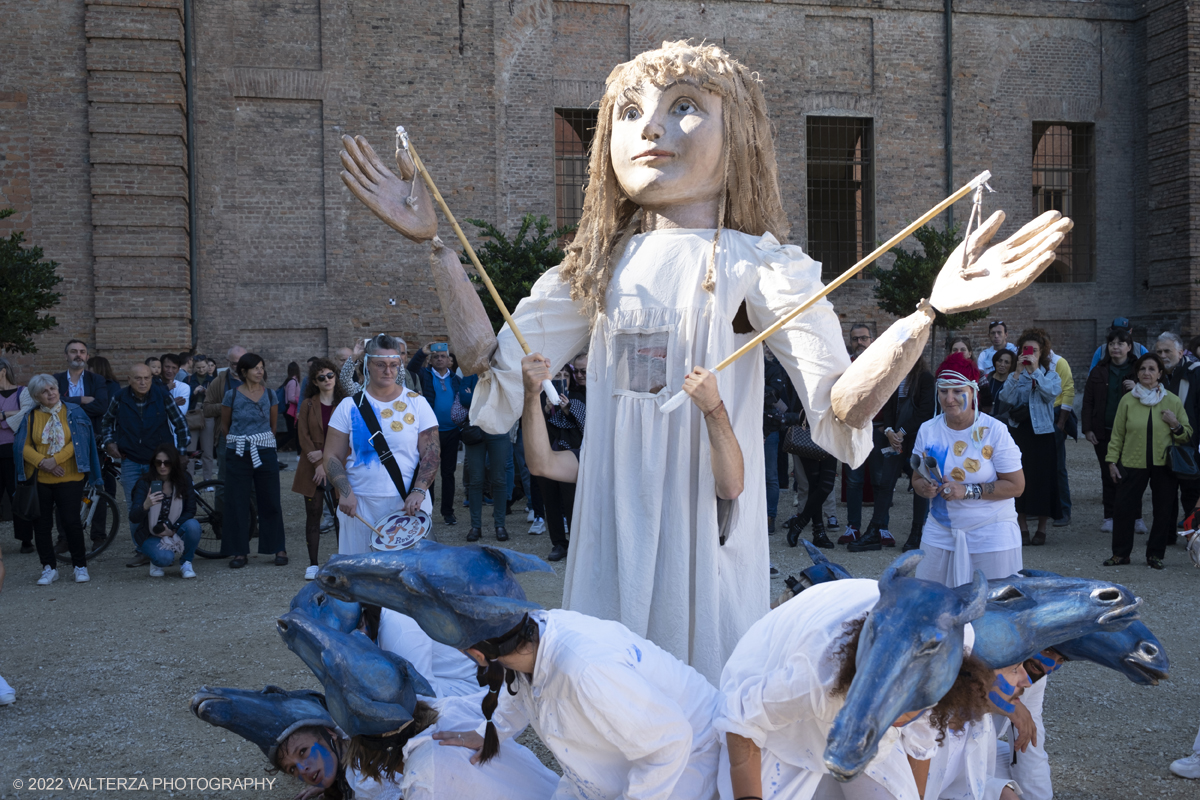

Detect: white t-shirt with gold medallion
[912, 412, 1022, 553]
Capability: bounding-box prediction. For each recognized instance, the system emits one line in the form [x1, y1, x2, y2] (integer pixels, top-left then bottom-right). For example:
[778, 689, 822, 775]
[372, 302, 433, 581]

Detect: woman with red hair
[910, 352, 1028, 585]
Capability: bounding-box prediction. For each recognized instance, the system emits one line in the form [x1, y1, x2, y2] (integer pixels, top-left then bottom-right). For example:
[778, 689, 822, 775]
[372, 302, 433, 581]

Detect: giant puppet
[339, 41, 1072, 681]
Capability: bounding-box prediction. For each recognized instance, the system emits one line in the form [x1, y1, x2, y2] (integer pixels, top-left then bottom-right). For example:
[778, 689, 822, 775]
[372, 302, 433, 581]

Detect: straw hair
[559, 40, 789, 319]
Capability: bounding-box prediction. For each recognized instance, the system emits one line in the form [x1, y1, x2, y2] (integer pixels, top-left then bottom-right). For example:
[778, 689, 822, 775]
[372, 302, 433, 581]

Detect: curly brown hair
[343, 701, 439, 782]
[1015, 328, 1053, 370]
[828, 615, 994, 744]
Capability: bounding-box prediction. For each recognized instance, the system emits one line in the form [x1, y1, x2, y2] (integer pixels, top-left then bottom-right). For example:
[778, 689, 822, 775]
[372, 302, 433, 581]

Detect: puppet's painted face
[609, 81, 725, 216]
[278, 730, 338, 789]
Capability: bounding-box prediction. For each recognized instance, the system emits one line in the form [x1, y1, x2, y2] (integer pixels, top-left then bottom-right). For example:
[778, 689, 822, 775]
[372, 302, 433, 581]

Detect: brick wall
[1, 0, 1180, 389]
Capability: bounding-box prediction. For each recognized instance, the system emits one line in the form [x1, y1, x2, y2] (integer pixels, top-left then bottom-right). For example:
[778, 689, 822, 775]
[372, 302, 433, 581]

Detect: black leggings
[799, 456, 837, 523]
[303, 492, 324, 566]
[537, 477, 575, 549]
[0, 443, 34, 543]
[35, 478, 86, 569]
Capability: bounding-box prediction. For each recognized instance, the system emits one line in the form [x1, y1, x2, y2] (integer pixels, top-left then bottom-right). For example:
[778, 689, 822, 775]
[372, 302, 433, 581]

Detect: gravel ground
[0, 438, 1197, 798]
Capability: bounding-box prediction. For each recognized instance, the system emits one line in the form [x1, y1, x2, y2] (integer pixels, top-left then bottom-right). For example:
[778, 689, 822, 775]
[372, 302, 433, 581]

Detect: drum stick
[658, 170, 992, 414]
[354, 513, 385, 537]
[397, 127, 562, 406]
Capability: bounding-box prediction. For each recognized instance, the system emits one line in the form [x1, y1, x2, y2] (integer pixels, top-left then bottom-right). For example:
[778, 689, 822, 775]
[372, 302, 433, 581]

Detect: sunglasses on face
[154, 459, 171, 466]
[316, 373, 335, 381]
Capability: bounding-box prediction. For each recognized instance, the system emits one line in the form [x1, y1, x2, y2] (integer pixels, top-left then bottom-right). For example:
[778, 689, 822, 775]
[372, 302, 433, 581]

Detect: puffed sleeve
[570, 662, 696, 800]
[469, 266, 591, 435]
[743, 235, 872, 467]
[713, 650, 827, 749]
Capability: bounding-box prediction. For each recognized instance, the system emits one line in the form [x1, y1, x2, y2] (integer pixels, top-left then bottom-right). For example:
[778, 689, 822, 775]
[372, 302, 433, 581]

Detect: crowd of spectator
[771, 315, 1200, 575]
[1, 334, 589, 585]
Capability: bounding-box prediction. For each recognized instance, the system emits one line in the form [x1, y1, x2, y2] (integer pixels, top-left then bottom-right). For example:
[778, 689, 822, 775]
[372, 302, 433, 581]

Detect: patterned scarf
[1131, 382, 1166, 407]
[38, 401, 66, 456]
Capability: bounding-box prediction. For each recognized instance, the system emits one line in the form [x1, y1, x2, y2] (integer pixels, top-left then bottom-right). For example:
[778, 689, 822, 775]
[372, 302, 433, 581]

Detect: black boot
[785, 510, 811, 547]
[466, 527, 481, 542]
[901, 530, 922, 552]
[847, 524, 883, 552]
[811, 515, 835, 549]
[495, 527, 509, 542]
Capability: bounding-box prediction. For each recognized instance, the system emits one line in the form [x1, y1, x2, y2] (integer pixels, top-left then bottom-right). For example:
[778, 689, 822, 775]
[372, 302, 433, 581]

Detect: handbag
[782, 419, 830, 461]
[451, 395, 484, 445]
[1168, 446, 1199, 481]
[14, 473, 39, 521]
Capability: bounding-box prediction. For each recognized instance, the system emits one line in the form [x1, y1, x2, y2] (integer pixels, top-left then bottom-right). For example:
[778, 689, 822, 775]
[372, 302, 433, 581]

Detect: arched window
[806, 116, 875, 280]
[1032, 122, 1094, 282]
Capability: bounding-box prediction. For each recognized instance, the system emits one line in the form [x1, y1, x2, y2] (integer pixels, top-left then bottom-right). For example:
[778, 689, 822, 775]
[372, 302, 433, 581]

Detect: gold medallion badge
[950, 467, 966, 481]
[391, 420, 404, 432]
[381, 409, 393, 419]
[407, 391, 419, 398]
[963, 458, 981, 473]
[404, 413, 416, 424]
[953, 441, 968, 457]
[981, 445, 994, 460]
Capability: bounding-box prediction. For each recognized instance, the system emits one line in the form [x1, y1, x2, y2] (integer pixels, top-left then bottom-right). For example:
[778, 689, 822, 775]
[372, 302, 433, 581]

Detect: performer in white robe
[339, 41, 1072, 683]
[464, 608, 722, 800]
[378, 609, 480, 699]
[714, 579, 982, 800]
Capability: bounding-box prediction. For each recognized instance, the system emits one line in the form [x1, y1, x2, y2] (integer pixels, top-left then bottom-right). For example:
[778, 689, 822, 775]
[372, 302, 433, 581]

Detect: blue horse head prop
[289, 581, 362, 634]
[276, 610, 433, 739]
[1016, 569, 1167, 685]
[784, 540, 854, 595]
[315, 541, 554, 649]
[961, 571, 1142, 668]
[824, 552, 988, 782]
[189, 685, 336, 761]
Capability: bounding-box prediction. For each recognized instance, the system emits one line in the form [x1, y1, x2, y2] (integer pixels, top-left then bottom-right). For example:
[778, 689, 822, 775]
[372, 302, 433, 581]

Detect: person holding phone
[996, 329, 1062, 546]
[1104, 352, 1192, 569]
[128, 443, 201, 578]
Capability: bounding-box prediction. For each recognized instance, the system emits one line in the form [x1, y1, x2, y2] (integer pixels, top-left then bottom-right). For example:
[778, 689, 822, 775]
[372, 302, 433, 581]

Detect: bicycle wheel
[56, 489, 121, 565]
[193, 480, 228, 559]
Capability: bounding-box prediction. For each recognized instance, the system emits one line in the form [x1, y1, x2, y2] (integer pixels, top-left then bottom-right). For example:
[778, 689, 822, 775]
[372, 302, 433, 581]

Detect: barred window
[1032, 122, 1094, 283]
[807, 116, 875, 280]
[555, 109, 597, 230]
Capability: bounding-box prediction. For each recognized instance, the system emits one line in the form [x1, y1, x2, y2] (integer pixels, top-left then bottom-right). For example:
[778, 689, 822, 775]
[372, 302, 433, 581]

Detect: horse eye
[992, 586, 1024, 602]
[918, 638, 942, 655]
[315, 595, 326, 606]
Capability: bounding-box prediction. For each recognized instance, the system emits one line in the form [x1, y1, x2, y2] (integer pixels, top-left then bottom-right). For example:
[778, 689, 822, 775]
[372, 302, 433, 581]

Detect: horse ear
[955, 569, 988, 623]
[879, 551, 923, 589]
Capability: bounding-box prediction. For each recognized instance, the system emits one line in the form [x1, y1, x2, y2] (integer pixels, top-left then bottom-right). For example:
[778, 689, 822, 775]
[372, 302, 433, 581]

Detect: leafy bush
[462, 214, 575, 333]
[0, 208, 63, 353]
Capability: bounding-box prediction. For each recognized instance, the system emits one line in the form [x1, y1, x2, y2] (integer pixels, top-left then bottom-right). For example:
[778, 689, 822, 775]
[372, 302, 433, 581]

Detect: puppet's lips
[632, 149, 674, 160]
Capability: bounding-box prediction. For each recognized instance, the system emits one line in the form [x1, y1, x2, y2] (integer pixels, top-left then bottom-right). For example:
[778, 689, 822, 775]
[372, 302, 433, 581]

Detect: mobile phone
[1021, 346, 1035, 356]
[150, 480, 163, 496]
[553, 379, 568, 395]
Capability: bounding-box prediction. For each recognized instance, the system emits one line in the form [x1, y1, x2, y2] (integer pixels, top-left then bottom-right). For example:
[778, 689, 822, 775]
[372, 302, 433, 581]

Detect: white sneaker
[1169, 752, 1200, 779]
[827, 515, 840, 530]
[180, 562, 196, 579]
[148, 564, 165, 577]
[1099, 518, 1113, 533]
[36, 566, 58, 586]
[74, 566, 90, 583]
[0, 691, 14, 706]
[305, 565, 319, 580]
[529, 518, 547, 535]
[526, 507, 536, 522]
[792, 494, 800, 507]
[1135, 519, 1149, 535]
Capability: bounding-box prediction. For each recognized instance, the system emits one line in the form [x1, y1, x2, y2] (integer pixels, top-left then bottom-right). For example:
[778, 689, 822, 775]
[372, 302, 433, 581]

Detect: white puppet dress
[471, 228, 871, 682]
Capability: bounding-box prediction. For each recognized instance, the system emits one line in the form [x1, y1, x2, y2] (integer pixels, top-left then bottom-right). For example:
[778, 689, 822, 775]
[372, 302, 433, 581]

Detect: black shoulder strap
[353, 392, 412, 500]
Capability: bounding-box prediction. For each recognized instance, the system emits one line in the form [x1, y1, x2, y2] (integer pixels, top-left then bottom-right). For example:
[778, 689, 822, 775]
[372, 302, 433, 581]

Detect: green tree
[462, 214, 576, 333]
[867, 222, 988, 363]
[0, 208, 63, 353]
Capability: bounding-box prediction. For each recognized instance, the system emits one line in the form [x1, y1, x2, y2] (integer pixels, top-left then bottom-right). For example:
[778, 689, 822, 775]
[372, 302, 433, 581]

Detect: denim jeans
[138, 518, 202, 565]
[847, 433, 885, 530]
[764, 431, 780, 518]
[465, 433, 511, 529]
[120, 459, 152, 542]
[1053, 406, 1073, 519]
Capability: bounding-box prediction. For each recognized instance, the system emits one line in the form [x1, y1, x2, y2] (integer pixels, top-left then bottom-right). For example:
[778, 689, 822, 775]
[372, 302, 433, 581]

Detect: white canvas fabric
[469, 228, 870, 681]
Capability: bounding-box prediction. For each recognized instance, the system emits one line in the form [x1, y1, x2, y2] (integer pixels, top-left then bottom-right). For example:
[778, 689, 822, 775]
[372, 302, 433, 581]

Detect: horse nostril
[1142, 644, 1158, 657]
[1095, 588, 1120, 603]
[278, 620, 289, 632]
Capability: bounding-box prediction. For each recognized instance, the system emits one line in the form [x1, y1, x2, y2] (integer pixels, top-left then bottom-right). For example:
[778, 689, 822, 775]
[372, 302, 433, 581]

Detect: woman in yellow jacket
[1106, 352, 1193, 569]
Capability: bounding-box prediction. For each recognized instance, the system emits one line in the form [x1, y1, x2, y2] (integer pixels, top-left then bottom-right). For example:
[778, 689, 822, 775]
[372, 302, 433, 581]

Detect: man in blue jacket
[54, 340, 108, 427]
[409, 342, 462, 525]
[100, 364, 189, 550]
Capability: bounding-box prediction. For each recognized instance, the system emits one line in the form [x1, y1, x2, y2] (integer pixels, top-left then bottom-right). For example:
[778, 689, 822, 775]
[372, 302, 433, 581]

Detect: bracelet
[704, 400, 725, 418]
[410, 487, 428, 498]
[964, 483, 983, 501]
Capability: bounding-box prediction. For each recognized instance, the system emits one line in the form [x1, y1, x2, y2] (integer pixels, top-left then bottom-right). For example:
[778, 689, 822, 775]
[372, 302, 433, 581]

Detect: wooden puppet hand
[339, 134, 438, 243]
[929, 210, 1073, 314]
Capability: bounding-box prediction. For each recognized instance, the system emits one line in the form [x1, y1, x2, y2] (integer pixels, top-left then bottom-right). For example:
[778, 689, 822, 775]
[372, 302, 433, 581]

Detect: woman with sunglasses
[292, 358, 347, 580]
[128, 443, 201, 578]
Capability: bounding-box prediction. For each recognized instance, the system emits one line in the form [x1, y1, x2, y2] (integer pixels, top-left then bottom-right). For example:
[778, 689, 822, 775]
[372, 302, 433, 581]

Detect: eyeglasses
[316, 373, 335, 381]
[850, 335, 872, 343]
[572, 369, 587, 377]
[989, 320, 1005, 328]
[153, 459, 171, 466]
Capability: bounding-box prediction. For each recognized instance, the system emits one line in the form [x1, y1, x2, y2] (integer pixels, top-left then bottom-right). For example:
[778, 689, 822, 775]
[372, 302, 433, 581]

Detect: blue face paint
[988, 691, 1017, 713]
[994, 673, 1016, 694]
[1034, 653, 1060, 673]
[296, 742, 337, 788]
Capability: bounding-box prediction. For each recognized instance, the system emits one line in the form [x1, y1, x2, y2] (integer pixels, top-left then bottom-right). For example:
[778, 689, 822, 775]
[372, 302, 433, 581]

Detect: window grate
[807, 116, 875, 280]
[555, 109, 597, 231]
[1032, 122, 1094, 283]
